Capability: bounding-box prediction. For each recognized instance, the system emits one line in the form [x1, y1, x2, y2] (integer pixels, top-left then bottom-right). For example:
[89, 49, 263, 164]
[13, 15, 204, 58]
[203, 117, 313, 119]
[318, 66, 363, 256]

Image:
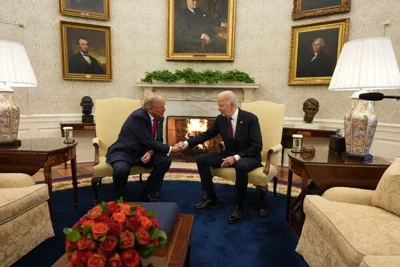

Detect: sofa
[296, 156, 400, 267]
[0, 173, 54, 267]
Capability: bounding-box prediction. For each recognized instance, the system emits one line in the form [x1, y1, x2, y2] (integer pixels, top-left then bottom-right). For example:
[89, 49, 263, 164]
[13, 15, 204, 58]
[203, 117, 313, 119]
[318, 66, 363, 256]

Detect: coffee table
[52, 214, 194, 267]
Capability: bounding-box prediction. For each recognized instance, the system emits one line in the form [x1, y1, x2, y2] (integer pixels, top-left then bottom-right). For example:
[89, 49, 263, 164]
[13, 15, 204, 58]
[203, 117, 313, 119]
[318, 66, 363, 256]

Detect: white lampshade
[329, 37, 400, 91]
[0, 40, 37, 89]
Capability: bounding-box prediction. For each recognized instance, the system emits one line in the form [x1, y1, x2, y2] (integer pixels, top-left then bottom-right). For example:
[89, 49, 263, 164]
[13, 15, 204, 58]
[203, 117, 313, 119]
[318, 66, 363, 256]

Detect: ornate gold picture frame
[59, 0, 110, 20]
[292, 0, 351, 20]
[60, 21, 112, 81]
[167, 0, 236, 61]
[288, 18, 349, 86]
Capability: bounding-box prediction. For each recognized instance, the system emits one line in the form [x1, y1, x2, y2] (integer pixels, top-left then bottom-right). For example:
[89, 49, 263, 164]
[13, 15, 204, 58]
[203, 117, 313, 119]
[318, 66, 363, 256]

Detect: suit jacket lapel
[234, 109, 244, 140]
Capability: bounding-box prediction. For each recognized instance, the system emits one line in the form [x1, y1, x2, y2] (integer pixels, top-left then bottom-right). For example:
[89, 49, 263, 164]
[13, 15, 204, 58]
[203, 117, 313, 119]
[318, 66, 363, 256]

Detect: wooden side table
[60, 122, 96, 137]
[286, 147, 390, 236]
[0, 138, 79, 217]
[281, 127, 339, 166]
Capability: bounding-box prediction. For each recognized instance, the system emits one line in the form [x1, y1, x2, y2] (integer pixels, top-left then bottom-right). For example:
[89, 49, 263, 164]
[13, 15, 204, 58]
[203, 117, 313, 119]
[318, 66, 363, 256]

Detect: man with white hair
[180, 91, 263, 224]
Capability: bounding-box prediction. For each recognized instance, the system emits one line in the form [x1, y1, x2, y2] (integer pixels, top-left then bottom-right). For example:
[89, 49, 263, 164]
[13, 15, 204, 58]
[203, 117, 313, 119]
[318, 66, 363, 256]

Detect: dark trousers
[111, 153, 171, 199]
[196, 152, 261, 207]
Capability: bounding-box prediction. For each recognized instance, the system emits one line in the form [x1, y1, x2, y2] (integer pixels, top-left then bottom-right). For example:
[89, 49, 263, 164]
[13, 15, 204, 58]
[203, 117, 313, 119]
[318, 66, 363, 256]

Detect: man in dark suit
[176, 0, 226, 53]
[106, 94, 183, 201]
[180, 91, 263, 224]
[297, 37, 334, 77]
[68, 37, 104, 74]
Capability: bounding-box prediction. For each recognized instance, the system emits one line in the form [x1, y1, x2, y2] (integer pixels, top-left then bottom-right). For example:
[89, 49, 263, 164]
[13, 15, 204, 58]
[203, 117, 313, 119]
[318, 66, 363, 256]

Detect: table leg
[286, 168, 293, 222]
[71, 154, 78, 208]
[43, 164, 53, 220]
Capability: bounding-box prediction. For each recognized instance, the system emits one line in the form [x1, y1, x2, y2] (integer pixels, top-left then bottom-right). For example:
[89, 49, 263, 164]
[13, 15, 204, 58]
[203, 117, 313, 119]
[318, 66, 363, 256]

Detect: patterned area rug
[50, 169, 301, 197]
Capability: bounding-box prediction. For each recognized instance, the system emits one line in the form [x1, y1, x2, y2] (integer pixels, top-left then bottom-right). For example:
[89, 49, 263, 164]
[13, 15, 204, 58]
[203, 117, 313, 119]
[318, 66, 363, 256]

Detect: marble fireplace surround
[136, 82, 260, 118]
[136, 82, 260, 144]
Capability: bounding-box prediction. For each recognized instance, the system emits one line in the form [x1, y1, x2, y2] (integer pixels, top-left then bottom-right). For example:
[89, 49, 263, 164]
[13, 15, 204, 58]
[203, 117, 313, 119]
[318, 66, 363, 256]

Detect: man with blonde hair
[180, 91, 263, 224]
[106, 94, 183, 201]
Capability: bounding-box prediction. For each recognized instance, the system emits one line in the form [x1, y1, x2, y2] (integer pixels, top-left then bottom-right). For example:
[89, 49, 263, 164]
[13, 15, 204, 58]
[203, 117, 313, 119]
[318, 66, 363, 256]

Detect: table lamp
[0, 40, 37, 147]
[328, 37, 400, 160]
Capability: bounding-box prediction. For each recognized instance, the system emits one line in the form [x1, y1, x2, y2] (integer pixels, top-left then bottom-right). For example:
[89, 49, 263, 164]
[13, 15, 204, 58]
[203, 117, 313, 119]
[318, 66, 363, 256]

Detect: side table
[0, 138, 79, 217]
[281, 127, 339, 166]
[286, 147, 390, 236]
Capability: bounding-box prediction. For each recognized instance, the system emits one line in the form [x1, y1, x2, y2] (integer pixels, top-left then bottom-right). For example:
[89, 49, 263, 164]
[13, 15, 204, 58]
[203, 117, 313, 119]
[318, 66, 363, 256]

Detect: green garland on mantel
[140, 68, 255, 84]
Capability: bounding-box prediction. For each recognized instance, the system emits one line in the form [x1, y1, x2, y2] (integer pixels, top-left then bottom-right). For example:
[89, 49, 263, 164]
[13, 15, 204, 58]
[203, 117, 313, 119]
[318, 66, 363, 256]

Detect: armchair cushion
[0, 173, 36, 188]
[322, 187, 374, 206]
[302, 195, 400, 266]
[372, 157, 400, 216]
[0, 184, 49, 224]
[211, 163, 277, 187]
[93, 156, 152, 178]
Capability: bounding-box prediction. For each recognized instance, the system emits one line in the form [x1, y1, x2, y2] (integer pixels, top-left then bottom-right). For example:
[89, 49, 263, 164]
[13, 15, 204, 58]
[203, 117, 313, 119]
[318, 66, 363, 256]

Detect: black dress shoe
[154, 192, 161, 200]
[227, 206, 245, 224]
[194, 195, 219, 209]
[143, 193, 160, 202]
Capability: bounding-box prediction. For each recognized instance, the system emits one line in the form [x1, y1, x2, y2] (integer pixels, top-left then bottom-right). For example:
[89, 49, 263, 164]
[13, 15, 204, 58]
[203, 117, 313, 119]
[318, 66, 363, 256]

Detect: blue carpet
[12, 180, 307, 267]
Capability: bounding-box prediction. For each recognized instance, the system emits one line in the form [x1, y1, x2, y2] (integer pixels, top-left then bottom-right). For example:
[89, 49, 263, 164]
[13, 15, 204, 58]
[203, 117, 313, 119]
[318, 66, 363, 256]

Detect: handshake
[171, 141, 189, 153]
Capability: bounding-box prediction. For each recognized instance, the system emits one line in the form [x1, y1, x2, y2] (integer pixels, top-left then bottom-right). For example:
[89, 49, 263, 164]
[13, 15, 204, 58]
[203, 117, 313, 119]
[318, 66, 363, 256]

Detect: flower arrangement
[63, 199, 167, 267]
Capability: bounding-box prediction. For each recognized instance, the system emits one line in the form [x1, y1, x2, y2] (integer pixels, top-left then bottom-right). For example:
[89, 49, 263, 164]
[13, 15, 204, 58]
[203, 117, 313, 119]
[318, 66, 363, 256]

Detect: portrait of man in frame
[59, 0, 110, 20]
[292, 0, 351, 20]
[167, 0, 236, 61]
[60, 21, 112, 81]
[288, 18, 349, 86]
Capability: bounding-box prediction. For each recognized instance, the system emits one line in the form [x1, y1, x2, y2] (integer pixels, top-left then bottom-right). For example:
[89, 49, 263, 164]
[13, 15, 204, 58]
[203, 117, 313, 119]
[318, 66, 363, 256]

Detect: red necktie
[152, 118, 157, 138]
[227, 117, 233, 139]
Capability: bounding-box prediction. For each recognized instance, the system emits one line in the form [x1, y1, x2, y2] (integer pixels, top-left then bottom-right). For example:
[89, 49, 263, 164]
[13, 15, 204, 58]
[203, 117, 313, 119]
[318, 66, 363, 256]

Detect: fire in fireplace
[166, 116, 223, 162]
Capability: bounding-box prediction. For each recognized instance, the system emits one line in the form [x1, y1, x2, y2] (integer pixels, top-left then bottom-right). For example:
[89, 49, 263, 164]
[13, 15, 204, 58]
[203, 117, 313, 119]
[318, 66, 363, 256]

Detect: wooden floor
[32, 162, 301, 184]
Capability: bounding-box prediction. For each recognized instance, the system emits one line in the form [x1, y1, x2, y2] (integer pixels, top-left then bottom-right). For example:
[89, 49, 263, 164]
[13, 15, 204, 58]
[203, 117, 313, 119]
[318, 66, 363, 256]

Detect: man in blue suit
[180, 91, 263, 224]
[106, 94, 183, 201]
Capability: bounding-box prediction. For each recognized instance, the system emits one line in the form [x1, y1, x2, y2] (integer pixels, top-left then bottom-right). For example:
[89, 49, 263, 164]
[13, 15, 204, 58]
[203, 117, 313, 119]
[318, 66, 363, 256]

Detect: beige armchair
[91, 97, 152, 205]
[0, 173, 54, 266]
[296, 156, 400, 267]
[210, 100, 285, 216]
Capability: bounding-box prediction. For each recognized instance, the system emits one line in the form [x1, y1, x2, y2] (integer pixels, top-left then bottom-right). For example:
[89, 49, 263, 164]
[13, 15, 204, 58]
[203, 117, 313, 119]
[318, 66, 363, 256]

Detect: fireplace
[167, 116, 223, 162]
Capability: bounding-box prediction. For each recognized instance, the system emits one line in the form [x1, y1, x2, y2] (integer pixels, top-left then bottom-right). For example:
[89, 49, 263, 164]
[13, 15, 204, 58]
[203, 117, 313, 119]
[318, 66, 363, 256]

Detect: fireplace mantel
[136, 82, 260, 102]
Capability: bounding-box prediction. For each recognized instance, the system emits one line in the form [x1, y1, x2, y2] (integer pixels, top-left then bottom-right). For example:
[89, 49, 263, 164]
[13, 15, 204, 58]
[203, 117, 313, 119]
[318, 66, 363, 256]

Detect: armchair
[91, 97, 152, 205]
[296, 156, 400, 267]
[0, 173, 54, 266]
[210, 100, 285, 216]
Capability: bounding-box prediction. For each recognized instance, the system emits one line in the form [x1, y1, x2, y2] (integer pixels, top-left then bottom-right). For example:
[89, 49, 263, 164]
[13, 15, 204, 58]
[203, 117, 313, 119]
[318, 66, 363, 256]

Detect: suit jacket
[187, 108, 262, 162]
[177, 8, 214, 39]
[106, 108, 170, 165]
[68, 53, 104, 74]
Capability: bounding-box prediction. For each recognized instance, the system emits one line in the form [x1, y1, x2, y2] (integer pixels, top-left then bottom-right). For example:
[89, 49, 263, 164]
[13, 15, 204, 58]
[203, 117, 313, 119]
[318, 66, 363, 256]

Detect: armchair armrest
[0, 173, 36, 188]
[323, 187, 374, 206]
[264, 144, 282, 175]
[92, 137, 100, 166]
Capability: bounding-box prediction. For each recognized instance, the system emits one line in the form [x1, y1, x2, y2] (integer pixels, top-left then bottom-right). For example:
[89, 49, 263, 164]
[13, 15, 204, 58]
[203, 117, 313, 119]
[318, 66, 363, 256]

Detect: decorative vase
[343, 97, 377, 156]
[0, 88, 20, 146]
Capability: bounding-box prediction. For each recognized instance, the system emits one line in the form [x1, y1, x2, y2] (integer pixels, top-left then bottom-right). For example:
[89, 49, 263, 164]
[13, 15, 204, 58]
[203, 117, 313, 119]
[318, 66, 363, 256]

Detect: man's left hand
[141, 151, 152, 164]
[221, 156, 236, 168]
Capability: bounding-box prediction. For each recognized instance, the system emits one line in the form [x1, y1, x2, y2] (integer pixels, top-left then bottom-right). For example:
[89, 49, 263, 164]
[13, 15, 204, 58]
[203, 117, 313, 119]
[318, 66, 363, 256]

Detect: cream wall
[1, 0, 400, 162]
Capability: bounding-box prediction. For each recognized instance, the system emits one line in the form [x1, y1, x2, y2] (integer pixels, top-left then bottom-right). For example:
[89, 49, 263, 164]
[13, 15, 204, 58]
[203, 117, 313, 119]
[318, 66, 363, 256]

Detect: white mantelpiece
[135, 82, 259, 102]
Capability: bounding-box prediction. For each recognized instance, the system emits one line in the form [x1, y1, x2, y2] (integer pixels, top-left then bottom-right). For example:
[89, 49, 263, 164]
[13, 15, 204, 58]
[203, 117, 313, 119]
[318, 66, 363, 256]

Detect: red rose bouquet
[64, 199, 167, 267]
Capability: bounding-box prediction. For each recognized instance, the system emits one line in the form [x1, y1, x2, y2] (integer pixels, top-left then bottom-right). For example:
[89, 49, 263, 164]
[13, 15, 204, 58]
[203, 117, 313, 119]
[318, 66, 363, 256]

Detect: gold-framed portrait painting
[288, 18, 349, 86]
[167, 0, 236, 61]
[59, 0, 110, 20]
[292, 0, 351, 20]
[60, 21, 112, 81]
